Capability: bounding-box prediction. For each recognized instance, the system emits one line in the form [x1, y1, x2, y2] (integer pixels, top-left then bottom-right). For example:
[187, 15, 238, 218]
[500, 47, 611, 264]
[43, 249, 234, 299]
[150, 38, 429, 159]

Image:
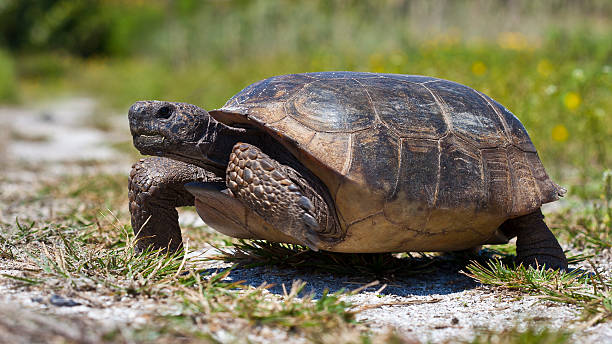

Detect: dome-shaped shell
[210, 72, 564, 252]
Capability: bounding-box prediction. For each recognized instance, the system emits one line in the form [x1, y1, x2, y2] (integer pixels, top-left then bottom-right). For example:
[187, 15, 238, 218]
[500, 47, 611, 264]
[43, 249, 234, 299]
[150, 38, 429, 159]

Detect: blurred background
[0, 0, 610, 197]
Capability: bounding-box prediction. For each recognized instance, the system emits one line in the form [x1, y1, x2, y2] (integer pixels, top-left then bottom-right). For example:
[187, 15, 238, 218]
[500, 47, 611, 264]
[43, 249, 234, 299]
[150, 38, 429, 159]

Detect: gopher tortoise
[128, 72, 568, 270]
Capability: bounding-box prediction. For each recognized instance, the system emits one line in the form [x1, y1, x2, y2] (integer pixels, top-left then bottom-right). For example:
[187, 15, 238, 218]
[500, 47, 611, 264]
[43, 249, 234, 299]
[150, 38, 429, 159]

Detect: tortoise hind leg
[224, 142, 339, 250]
[499, 209, 568, 270]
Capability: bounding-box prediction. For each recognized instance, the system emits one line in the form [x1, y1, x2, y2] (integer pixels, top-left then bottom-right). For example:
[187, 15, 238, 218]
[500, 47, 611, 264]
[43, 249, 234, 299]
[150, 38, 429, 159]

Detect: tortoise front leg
[500, 209, 568, 270]
[128, 157, 221, 251]
[222, 142, 342, 250]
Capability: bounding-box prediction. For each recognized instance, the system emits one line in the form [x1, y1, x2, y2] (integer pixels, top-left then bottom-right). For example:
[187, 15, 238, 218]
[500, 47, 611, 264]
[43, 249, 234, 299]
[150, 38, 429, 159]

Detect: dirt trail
[0, 98, 610, 343]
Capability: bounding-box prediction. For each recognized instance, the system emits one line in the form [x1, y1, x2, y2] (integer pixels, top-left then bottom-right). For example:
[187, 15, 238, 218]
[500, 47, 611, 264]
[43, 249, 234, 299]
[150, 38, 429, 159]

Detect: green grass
[550, 170, 612, 250]
[466, 259, 611, 325]
[216, 240, 437, 279]
[0, 49, 17, 102]
[468, 326, 571, 344]
[4, 2, 611, 197]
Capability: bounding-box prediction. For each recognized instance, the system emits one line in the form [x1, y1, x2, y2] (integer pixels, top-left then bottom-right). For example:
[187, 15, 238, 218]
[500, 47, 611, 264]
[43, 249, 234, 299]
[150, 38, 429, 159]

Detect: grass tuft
[178, 272, 359, 340]
[468, 326, 571, 344]
[214, 239, 436, 279]
[466, 259, 611, 324]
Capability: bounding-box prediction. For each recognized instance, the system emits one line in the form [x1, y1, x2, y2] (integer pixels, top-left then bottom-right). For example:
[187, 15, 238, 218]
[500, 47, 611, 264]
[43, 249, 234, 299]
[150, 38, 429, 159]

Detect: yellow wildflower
[472, 61, 487, 76]
[497, 32, 528, 51]
[537, 60, 552, 77]
[551, 125, 569, 142]
[369, 53, 385, 73]
[564, 92, 581, 110]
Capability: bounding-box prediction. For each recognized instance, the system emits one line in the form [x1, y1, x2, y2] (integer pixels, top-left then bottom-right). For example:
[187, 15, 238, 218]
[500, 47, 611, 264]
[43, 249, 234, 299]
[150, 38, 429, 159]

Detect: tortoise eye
[156, 106, 173, 119]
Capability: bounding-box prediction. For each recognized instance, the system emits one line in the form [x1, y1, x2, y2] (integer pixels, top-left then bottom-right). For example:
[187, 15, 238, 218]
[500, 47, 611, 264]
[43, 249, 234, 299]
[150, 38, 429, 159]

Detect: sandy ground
[0, 98, 610, 343]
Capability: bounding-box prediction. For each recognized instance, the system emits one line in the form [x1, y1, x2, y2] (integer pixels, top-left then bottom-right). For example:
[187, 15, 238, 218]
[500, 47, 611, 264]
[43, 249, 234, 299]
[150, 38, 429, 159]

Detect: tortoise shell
[210, 72, 564, 252]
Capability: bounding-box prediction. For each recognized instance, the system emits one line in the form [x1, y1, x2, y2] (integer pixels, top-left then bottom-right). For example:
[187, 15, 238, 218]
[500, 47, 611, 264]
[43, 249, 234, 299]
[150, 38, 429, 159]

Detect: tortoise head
[129, 100, 227, 172]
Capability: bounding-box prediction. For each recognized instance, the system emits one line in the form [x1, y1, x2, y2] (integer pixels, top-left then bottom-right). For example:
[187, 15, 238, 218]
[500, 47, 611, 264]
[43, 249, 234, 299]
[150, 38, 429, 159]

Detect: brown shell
[210, 72, 564, 252]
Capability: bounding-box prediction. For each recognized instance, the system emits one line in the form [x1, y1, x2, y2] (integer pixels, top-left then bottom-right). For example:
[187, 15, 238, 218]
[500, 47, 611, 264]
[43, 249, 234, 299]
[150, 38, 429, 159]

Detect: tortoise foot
[500, 209, 568, 271]
[128, 157, 219, 252]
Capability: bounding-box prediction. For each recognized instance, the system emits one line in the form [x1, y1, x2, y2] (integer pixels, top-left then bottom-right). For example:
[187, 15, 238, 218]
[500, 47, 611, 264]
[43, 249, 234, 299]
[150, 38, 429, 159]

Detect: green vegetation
[466, 259, 611, 324]
[469, 326, 571, 344]
[551, 170, 612, 250]
[1, 1, 611, 194]
[0, 49, 17, 101]
[467, 173, 612, 324]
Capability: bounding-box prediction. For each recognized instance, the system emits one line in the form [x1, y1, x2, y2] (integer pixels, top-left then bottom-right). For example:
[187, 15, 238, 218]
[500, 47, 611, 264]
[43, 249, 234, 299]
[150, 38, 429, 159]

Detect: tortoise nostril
[156, 106, 173, 119]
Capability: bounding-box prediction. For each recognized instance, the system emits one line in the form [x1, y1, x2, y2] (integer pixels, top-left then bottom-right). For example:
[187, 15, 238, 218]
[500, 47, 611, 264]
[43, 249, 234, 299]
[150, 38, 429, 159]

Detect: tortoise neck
[197, 119, 258, 175]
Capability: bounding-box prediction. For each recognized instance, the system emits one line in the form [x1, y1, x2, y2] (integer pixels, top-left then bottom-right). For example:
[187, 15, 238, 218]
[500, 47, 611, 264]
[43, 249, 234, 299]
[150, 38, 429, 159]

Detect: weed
[466, 259, 611, 324]
[551, 170, 611, 250]
[468, 326, 571, 344]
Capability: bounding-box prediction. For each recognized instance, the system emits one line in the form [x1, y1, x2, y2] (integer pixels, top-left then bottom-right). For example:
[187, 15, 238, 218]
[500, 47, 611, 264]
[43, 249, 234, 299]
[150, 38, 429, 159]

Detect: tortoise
[128, 72, 568, 270]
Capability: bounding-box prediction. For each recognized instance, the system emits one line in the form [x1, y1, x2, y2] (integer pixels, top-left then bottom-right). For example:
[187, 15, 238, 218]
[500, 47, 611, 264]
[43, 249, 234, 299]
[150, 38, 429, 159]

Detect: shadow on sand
[200, 247, 485, 298]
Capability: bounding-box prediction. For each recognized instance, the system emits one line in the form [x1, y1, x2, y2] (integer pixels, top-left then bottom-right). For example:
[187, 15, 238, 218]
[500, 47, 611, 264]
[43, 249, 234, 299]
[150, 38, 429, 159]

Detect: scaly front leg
[128, 157, 221, 251]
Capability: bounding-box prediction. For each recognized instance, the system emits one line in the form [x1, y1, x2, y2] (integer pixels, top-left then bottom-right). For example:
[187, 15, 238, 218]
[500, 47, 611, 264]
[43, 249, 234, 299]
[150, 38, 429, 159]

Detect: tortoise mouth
[133, 134, 167, 155]
[133, 134, 227, 175]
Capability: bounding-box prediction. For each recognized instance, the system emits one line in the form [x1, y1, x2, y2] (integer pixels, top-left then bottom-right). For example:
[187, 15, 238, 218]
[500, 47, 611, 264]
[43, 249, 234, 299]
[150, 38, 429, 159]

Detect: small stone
[238, 169, 244, 178]
[229, 171, 237, 180]
[238, 160, 246, 169]
[252, 177, 261, 185]
[49, 295, 81, 307]
[236, 176, 244, 185]
[451, 318, 459, 325]
[229, 152, 236, 161]
[288, 184, 300, 191]
[229, 181, 238, 191]
[248, 150, 258, 159]
[239, 143, 249, 151]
